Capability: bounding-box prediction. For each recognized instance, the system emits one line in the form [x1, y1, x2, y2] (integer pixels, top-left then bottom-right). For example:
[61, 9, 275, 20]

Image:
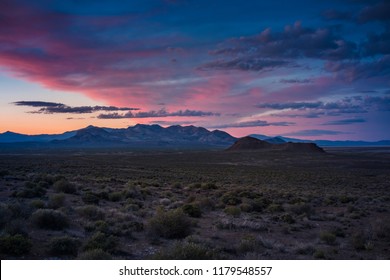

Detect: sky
[0, 0, 389, 140]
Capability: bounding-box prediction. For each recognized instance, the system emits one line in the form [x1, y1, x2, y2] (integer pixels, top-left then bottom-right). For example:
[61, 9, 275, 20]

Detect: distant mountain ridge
[0, 131, 77, 143]
[0, 124, 236, 148]
[0, 125, 389, 148]
[250, 134, 390, 147]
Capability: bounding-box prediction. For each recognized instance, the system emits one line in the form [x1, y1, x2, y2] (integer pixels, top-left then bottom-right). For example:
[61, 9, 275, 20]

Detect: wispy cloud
[13, 101, 139, 114]
[279, 78, 312, 84]
[199, 58, 290, 72]
[211, 120, 295, 129]
[322, 118, 366, 125]
[97, 109, 220, 119]
[13, 101, 64, 107]
[284, 129, 346, 136]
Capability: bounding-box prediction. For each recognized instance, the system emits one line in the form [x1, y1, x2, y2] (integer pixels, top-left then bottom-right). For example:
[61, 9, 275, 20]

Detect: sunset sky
[0, 0, 389, 140]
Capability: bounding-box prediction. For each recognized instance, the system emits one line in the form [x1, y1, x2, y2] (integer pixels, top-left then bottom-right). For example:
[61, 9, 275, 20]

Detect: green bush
[224, 206, 241, 217]
[123, 184, 143, 199]
[7, 203, 32, 219]
[78, 205, 105, 221]
[0, 234, 32, 256]
[182, 204, 202, 218]
[48, 194, 66, 209]
[0, 203, 11, 229]
[48, 236, 80, 257]
[237, 235, 263, 254]
[0, 170, 10, 177]
[31, 209, 69, 230]
[201, 183, 217, 190]
[77, 249, 112, 260]
[34, 174, 55, 186]
[331, 227, 345, 238]
[83, 232, 118, 253]
[147, 208, 192, 239]
[221, 192, 241, 206]
[372, 218, 390, 241]
[251, 197, 271, 212]
[313, 249, 325, 259]
[108, 192, 123, 202]
[339, 195, 355, 204]
[81, 192, 100, 204]
[267, 203, 284, 213]
[281, 214, 295, 224]
[4, 220, 27, 236]
[153, 241, 218, 259]
[351, 231, 369, 250]
[320, 231, 337, 245]
[289, 202, 314, 216]
[54, 179, 77, 194]
[240, 203, 253, 212]
[15, 181, 46, 198]
[30, 199, 46, 209]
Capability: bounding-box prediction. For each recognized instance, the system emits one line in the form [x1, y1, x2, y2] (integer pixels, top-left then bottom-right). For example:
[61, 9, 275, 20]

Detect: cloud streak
[284, 129, 346, 137]
[97, 109, 220, 119]
[322, 118, 366, 125]
[13, 101, 139, 114]
[211, 120, 295, 129]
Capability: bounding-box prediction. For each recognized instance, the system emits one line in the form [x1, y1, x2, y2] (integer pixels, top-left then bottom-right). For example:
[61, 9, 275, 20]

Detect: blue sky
[0, 0, 389, 140]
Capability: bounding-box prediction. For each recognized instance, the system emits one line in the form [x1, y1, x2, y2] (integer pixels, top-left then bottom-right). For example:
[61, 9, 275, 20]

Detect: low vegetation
[0, 148, 389, 259]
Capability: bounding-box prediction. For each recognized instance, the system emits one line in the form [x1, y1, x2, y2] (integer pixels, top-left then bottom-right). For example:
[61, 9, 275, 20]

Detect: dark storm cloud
[207, 21, 359, 64]
[321, 1, 390, 24]
[97, 109, 220, 119]
[357, 1, 390, 23]
[257, 95, 390, 115]
[211, 120, 295, 129]
[319, 2, 390, 57]
[325, 55, 390, 81]
[322, 118, 366, 125]
[364, 95, 390, 111]
[13, 101, 139, 114]
[363, 28, 390, 56]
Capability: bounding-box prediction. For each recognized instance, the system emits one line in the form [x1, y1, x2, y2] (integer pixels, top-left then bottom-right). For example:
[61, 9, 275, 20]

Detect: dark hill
[277, 142, 325, 153]
[227, 136, 325, 153]
[226, 136, 272, 151]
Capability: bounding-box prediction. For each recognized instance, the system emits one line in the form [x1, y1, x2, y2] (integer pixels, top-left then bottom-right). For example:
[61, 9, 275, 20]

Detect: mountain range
[0, 124, 235, 148]
[0, 124, 389, 148]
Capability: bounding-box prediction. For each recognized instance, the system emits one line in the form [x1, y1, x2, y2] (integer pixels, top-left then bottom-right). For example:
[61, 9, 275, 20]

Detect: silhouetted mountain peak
[227, 136, 272, 151]
[54, 124, 237, 148]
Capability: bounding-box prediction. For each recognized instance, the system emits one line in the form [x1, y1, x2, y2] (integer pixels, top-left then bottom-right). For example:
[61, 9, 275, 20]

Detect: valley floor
[0, 148, 389, 259]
